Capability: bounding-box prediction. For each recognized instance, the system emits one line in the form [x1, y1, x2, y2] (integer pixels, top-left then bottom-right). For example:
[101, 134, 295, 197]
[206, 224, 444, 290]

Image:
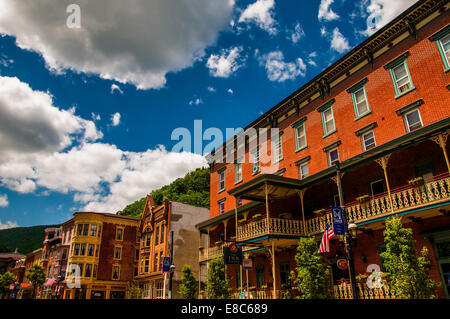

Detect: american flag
[318, 223, 335, 254]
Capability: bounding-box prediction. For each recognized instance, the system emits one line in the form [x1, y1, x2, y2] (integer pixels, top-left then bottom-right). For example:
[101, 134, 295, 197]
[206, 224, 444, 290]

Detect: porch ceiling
[228, 174, 304, 202]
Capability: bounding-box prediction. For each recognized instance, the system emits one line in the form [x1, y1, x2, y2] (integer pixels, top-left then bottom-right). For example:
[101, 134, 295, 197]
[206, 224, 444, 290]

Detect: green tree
[178, 264, 198, 299]
[0, 272, 15, 299]
[380, 216, 440, 299]
[205, 258, 231, 299]
[26, 264, 46, 299]
[291, 237, 330, 299]
[127, 281, 142, 299]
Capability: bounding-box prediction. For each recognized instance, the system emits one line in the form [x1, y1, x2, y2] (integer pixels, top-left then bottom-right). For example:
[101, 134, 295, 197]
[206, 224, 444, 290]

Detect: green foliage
[205, 258, 231, 299]
[178, 264, 198, 299]
[0, 243, 12, 253]
[291, 237, 330, 299]
[26, 264, 46, 299]
[0, 225, 57, 254]
[380, 216, 440, 299]
[127, 281, 142, 299]
[118, 168, 210, 218]
[0, 272, 15, 299]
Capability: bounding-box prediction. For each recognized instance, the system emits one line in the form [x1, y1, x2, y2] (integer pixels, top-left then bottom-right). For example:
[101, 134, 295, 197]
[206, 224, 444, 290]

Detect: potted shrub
[355, 273, 369, 283]
[238, 218, 247, 226]
[408, 176, 424, 187]
[279, 212, 293, 219]
[356, 195, 371, 204]
[313, 208, 327, 217]
[251, 213, 263, 222]
[215, 240, 223, 246]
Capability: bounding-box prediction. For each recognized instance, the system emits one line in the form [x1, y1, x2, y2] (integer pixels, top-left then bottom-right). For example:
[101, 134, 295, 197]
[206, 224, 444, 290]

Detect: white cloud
[238, 0, 277, 35]
[111, 84, 123, 95]
[189, 98, 204, 106]
[91, 113, 101, 121]
[290, 23, 305, 44]
[0, 220, 18, 230]
[207, 86, 216, 93]
[0, 76, 206, 212]
[0, 194, 8, 207]
[111, 112, 121, 126]
[320, 26, 328, 37]
[0, 0, 234, 90]
[318, 0, 340, 21]
[330, 27, 350, 53]
[228, 88, 234, 94]
[206, 46, 246, 78]
[361, 0, 419, 36]
[259, 51, 307, 82]
[0, 76, 102, 161]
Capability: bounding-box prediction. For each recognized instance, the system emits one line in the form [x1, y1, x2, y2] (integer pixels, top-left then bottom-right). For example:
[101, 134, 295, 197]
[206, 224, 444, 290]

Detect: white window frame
[299, 163, 309, 180]
[251, 147, 260, 175]
[404, 108, 423, 132]
[272, 133, 283, 164]
[327, 148, 339, 167]
[352, 86, 371, 119]
[361, 131, 376, 151]
[235, 159, 243, 184]
[218, 169, 225, 192]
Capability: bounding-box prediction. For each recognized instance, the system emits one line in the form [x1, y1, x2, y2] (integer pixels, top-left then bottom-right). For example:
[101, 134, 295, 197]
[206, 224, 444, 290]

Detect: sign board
[243, 258, 253, 271]
[337, 258, 348, 270]
[224, 243, 243, 265]
[162, 257, 172, 272]
[331, 206, 346, 235]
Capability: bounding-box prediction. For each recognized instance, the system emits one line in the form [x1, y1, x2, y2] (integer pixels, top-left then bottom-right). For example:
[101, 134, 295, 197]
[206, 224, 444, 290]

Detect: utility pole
[168, 230, 174, 299]
[335, 161, 359, 299]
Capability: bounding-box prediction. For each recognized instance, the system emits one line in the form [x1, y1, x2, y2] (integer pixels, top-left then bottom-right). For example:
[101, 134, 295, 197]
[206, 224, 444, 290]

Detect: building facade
[63, 212, 139, 299]
[197, 0, 450, 299]
[136, 196, 209, 299]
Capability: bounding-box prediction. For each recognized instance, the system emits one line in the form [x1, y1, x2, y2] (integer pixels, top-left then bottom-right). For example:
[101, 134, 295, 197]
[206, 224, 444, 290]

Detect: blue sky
[0, 0, 418, 228]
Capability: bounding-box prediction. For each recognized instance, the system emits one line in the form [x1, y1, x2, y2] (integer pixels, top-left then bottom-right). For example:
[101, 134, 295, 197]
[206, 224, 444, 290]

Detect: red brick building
[197, 0, 450, 299]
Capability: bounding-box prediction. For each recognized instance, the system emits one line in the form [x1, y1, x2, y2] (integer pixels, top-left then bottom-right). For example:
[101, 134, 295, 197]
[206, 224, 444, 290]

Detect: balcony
[333, 282, 396, 299]
[232, 173, 450, 242]
[199, 243, 263, 263]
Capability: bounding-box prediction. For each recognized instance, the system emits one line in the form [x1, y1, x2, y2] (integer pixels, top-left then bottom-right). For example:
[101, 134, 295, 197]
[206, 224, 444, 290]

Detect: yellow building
[63, 212, 139, 299]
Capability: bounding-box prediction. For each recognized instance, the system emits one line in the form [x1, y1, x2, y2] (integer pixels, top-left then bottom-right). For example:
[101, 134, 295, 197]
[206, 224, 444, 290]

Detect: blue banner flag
[331, 206, 346, 235]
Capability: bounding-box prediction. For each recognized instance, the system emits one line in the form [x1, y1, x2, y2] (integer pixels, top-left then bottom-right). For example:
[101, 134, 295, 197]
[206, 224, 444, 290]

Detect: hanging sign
[331, 206, 346, 235]
[243, 258, 253, 271]
[224, 243, 243, 265]
[337, 258, 348, 270]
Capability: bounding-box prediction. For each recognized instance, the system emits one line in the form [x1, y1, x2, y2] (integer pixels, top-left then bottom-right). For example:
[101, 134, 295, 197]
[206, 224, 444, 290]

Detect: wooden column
[265, 183, 270, 234]
[375, 154, 393, 212]
[271, 241, 276, 299]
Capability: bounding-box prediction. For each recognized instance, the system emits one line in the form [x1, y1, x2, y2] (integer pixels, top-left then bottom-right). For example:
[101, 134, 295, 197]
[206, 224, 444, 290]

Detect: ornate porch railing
[231, 289, 281, 299]
[334, 283, 396, 299]
[237, 218, 303, 242]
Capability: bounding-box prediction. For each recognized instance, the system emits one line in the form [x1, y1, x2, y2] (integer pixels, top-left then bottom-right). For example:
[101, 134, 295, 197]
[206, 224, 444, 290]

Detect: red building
[197, 0, 450, 299]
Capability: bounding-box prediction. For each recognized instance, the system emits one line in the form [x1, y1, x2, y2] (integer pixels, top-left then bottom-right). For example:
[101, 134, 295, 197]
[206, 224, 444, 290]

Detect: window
[218, 168, 225, 192]
[87, 244, 95, 257]
[144, 257, 149, 273]
[146, 233, 151, 247]
[280, 262, 290, 287]
[159, 251, 163, 271]
[272, 133, 283, 163]
[112, 265, 120, 280]
[235, 159, 243, 184]
[85, 264, 92, 278]
[97, 225, 102, 238]
[154, 253, 158, 272]
[328, 148, 339, 167]
[80, 244, 86, 256]
[82, 224, 89, 236]
[114, 246, 122, 260]
[299, 163, 309, 180]
[160, 225, 164, 244]
[135, 249, 139, 261]
[370, 179, 385, 197]
[90, 224, 97, 237]
[95, 245, 99, 257]
[256, 266, 265, 289]
[320, 103, 336, 137]
[74, 244, 80, 256]
[404, 109, 423, 132]
[155, 226, 159, 245]
[386, 54, 415, 98]
[351, 86, 371, 119]
[361, 131, 376, 151]
[251, 147, 260, 174]
[77, 224, 83, 236]
[93, 264, 98, 278]
[293, 121, 307, 151]
[116, 228, 123, 241]
[435, 30, 450, 71]
[218, 200, 225, 215]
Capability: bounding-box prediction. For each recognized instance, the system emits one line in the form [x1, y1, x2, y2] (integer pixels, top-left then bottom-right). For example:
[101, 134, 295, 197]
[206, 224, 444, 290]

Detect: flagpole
[335, 161, 359, 299]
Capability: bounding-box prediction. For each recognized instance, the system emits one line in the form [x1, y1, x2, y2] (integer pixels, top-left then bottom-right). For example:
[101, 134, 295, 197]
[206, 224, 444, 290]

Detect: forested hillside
[0, 225, 56, 254]
[118, 167, 210, 218]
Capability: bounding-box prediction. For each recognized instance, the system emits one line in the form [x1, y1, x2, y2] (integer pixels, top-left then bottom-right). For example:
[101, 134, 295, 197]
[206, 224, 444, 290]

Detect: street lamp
[348, 219, 358, 239]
